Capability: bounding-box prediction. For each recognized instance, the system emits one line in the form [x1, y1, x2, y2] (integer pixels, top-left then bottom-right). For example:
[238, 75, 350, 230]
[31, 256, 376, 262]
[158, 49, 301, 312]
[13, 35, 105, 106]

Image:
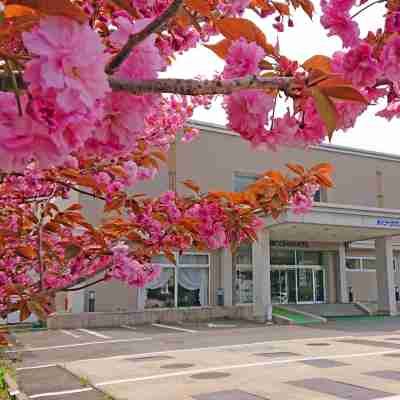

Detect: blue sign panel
[377, 218, 400, 227]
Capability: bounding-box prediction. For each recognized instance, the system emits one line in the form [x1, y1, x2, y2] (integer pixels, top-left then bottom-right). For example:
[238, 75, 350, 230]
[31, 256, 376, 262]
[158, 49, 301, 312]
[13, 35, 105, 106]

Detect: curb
[278, 305, 327, 323]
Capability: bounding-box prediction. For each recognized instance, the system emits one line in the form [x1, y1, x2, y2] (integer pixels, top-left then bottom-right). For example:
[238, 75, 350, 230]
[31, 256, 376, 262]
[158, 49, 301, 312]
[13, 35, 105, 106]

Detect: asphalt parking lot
[8, 318, 400, 400]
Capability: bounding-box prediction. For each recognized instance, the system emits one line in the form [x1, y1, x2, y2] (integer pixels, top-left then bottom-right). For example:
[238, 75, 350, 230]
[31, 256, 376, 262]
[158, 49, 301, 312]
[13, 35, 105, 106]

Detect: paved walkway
[10, 318, 400, 399]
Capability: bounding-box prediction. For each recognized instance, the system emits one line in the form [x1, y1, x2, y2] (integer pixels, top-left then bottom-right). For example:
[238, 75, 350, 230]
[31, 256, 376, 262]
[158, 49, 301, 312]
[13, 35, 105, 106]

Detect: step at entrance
[285, 303, 368, 318]
[272, 306, 324, 325]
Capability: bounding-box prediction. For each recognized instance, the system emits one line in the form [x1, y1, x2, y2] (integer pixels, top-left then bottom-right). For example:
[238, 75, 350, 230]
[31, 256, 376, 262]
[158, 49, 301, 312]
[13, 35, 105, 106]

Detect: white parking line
[77, 329, 111, 339]
[5, 337, 153, 353]
[61, 330, 81, 339]
[96, 349, 400, 387]
[29, 387, 93, 399]
[70, 334, 357, 364]
[17, 364, 57, 371]
[152, 323, 197, 334]
[121, 325, 136, 331]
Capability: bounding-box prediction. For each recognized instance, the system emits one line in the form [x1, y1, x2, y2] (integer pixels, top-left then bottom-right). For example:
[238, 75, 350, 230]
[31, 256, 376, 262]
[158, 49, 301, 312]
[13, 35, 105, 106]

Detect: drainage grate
[190, 372, 231, 380]
[192, 390, 269, 400]
[299, 359, 348, 368]
[124, 355, 173, 362]
[385, 337, 400, 341]
[383, 353, 400, 357]
[254, 352, 300, 358]
[365, 370, 400, 381]
[306, 343, 331, 347]
[287, 378, 393, 400]
[160, 363, 195, 369]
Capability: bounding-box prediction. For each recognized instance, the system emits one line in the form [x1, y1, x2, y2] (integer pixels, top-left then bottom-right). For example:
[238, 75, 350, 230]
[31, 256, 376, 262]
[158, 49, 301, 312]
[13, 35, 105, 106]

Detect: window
[346, 257, 375, 271]
[297, 251, 321, 266]
[143, 253, 210, 309]
[271, 249, 296, 265]
[313, 189, 321, 202]
[236, 243, 252, 265]
[233, 174, 258, 192]
[394, 254, 400, 272]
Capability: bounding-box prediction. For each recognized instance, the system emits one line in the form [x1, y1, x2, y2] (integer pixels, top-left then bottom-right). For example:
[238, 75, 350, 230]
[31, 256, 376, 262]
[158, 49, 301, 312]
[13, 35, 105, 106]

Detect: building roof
[188, 120, 400, 164]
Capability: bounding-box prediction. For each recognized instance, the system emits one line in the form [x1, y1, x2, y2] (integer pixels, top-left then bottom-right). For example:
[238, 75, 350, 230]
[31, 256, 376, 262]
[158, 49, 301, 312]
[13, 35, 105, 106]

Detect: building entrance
[271, 266, 325, 304]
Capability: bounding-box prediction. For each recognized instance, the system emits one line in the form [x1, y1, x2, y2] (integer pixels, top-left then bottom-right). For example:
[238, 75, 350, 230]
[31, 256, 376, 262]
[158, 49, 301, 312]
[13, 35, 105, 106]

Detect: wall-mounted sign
[271, 240, 309, 248]
[376, 218, 400, 228]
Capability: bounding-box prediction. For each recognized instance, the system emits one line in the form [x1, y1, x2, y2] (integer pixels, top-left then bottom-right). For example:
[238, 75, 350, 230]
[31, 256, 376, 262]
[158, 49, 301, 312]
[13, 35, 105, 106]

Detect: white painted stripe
[121, 325, 136, 331]
[17, 364, 57, 371]
[29, 387, 93, 399]
[374, 397, 400, 400]
[61, 330, 81, 339]
[96, 349, 400, 387]
[5, 337, 152, 353]
[72, 334, 357, 364]
[152, 323, 197, 334]
[78, 329, 111, 339]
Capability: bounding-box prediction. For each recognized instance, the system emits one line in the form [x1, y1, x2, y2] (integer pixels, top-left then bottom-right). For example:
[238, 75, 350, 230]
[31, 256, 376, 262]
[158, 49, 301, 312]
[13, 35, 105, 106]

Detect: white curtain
[137, 268, 173, 310]
[178, 268, 209, 306]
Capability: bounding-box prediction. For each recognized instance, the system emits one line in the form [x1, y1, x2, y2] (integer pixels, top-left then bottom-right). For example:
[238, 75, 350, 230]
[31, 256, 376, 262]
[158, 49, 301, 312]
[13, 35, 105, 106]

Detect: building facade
[63, 121, 400, 320]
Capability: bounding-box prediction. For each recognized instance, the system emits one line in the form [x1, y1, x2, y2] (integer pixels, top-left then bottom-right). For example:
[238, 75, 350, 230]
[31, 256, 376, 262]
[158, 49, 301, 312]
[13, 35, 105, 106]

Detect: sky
[165, 3, 400, 155]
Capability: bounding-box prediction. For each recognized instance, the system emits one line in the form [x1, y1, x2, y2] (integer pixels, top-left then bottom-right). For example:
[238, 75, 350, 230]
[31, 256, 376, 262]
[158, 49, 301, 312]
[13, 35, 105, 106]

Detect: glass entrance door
[271, 267, 325, 304]
[297, 268, 314, 303]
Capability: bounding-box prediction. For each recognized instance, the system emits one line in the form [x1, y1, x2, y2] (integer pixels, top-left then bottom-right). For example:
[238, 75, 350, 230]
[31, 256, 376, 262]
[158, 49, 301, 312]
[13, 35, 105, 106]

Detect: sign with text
[271, 240, 309, 248]
[376, 218, 400, 228]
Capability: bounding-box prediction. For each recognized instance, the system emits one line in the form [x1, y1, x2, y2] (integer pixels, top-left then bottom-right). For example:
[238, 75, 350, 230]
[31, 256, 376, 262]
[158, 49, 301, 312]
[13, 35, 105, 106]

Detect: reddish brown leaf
[182, 179, 200, 193]
[19, 302, 31, 322]
[316, 172, 334, 188]
[321, 85, 368, 104]
[204, 39, 232, 59]
[5, 0, 87, 22]
[272, 1, 290, 15]
[16, 245, 37, 259]
[216, 17, 276, 55]
[164, 250, 177, 265]
[4, 4, 36, 17]
[311, 87, 338, 140]
[185, 0, 212, 16]
[108, 0, 140, 18]
[66, 203, 82, 211]
[286, 163, 305, 176]
[151, 150, 168, 163]
[303, 55, 332, 74]
[298, 0, 314, 18]
[109, 165, 128, 177]
[64, 243, 81, 261]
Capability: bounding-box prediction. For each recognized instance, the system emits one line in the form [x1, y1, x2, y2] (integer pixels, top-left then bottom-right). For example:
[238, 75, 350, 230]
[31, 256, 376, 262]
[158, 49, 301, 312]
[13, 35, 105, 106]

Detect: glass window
[363, 258, 376, 270]
[178, 268, 209, 307]
[179, 254, 209, 265]
[346, 258, 362, 270]
[297, 251, 321, 266]
[151, 255, 171, 265]
[233, 174, 258, 192]
[236, 243, 252, 264]
[145, 268, 175, 308]
[236, 265, 253, 303]
[313, 189, 321, 202]
[271, 249, 295, 265]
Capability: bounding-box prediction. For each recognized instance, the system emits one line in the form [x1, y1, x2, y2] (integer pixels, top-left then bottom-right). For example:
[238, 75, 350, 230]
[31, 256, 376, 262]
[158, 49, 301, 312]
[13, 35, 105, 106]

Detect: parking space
[12, 319, 400, 399]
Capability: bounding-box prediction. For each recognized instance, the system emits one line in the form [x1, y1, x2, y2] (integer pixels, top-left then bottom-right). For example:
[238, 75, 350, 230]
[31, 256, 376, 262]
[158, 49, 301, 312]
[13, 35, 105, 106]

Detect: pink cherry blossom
[181, 128, 200, 143]
[382, 36, 400, 82]
[291, 192, 313, 215]
[23, 16, 109, 109]
[341, 43, 381, 87]
[223, 38, 265, 79]
[320, 0, 360, 48]
[224, 90, 274, 145]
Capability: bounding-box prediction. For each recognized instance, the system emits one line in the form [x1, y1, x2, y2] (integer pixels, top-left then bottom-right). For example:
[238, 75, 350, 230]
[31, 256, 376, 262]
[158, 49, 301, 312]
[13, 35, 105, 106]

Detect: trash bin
[216, 288, 224, 306]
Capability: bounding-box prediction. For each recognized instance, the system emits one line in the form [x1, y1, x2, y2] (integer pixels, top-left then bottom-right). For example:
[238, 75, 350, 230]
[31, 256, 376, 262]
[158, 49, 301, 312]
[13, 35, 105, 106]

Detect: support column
[324, 252, 337, 304]
[253, 230, 272, 322]
[221, 248, 233, 306]
[376, 237, 396, 316]
[337, 244, 348, 303]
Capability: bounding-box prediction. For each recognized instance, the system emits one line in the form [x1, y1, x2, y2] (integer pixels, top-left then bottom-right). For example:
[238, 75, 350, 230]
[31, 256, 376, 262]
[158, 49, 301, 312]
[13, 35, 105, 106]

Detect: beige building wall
[71, 121, 400, 311]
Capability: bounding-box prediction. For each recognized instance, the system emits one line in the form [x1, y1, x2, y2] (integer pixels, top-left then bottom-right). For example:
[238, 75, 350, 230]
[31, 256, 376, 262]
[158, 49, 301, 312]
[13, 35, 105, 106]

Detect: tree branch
[108, 75, 295, 96]
[62, 276, 107, 291]
[351, 0, 385, 18]
[105, 0, 184, 75]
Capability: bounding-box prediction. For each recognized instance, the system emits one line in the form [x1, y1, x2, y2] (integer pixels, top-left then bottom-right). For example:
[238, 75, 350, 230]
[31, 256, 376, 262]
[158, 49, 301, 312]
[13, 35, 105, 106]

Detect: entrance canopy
[265, 203, 400, 243]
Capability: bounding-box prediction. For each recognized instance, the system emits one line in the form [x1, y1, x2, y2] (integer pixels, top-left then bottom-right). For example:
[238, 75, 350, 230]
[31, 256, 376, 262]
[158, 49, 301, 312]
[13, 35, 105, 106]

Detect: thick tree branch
[105, 0, 184, 75]
[108, 75, 295, 96]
